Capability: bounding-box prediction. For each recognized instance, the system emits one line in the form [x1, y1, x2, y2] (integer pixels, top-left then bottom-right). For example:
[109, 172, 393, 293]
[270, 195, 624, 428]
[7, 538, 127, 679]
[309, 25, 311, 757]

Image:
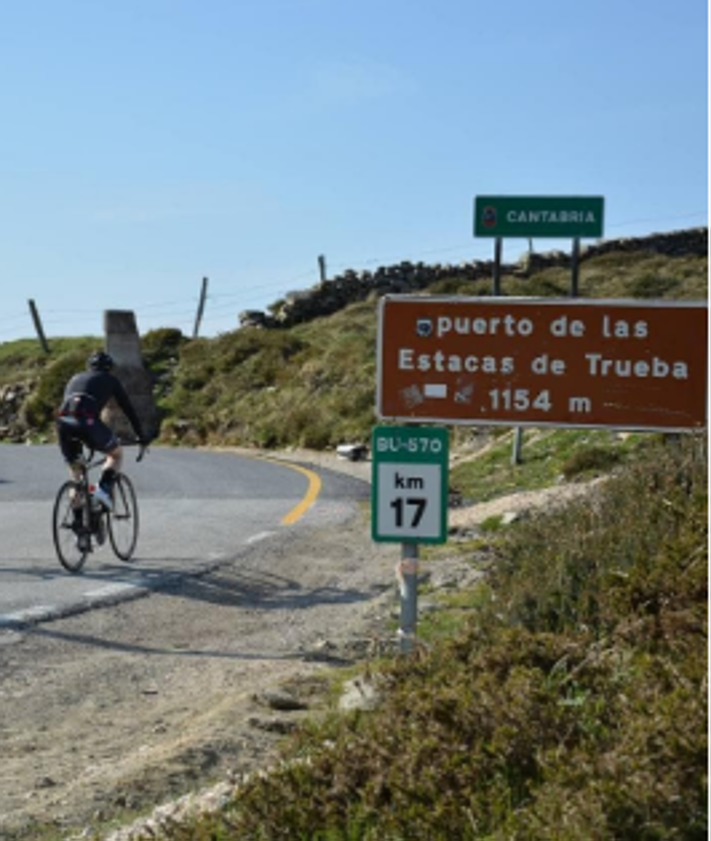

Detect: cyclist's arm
[112, 380, 146, 441]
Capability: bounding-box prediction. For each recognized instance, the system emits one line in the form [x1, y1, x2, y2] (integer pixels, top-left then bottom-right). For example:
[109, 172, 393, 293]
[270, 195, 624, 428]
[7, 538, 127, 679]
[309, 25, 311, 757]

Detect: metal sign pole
[492, 238, 524, 464]
[493, 237, 502, 296]
[511, 427, 524, 465]
[571, 238, 580, 298]
[398, 542, 419, 654]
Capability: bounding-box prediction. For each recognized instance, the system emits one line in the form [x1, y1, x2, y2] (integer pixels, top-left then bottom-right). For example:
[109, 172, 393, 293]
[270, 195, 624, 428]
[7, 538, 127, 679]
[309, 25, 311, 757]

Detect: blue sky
[0, 0, 707, 342]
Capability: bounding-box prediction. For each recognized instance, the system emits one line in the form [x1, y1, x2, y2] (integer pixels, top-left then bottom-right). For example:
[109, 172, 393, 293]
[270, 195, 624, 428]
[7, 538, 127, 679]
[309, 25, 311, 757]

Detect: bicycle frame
[52, 439, 146, 573]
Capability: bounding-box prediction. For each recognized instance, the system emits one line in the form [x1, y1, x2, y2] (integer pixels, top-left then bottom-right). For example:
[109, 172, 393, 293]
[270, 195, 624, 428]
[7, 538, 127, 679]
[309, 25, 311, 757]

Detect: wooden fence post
[28, 299, 50, 353]
[193, 277, 208, 338]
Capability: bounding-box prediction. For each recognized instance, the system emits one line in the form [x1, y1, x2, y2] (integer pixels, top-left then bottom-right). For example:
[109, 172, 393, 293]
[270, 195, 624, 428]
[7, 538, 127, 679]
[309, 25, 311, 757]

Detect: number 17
[391, 497, 426, 528]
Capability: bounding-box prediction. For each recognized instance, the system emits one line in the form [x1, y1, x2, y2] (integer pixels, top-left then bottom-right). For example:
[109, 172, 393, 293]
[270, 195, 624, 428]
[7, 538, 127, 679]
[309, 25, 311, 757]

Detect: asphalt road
[0, 444, 368, 627]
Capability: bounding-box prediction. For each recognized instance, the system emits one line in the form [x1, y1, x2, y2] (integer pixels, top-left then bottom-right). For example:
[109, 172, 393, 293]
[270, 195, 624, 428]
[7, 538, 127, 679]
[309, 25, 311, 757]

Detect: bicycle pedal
[77, 536, 92, 553]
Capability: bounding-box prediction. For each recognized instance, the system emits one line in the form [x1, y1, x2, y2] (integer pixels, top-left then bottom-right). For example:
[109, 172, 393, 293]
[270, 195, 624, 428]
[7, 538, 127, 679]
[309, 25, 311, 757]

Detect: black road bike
[52, 441, 147, 573]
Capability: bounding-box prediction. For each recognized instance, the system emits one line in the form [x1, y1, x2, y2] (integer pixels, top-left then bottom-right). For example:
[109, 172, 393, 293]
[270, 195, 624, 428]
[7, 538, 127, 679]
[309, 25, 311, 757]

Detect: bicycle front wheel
[52, 480, 89, 573]
[108, 474, 139, 561]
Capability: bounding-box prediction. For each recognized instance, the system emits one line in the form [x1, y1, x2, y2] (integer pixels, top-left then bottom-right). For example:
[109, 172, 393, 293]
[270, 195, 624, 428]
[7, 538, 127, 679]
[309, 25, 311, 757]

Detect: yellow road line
[271, 460, 322, 525]
[217, 449, 323, 526]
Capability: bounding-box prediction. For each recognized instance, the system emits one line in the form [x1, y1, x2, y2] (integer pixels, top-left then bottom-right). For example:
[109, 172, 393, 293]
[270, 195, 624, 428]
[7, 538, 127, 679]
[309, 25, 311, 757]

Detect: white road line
[0, 605, 62, 627]
[82, 582, 144, 600]
[246, 531, 275, 544]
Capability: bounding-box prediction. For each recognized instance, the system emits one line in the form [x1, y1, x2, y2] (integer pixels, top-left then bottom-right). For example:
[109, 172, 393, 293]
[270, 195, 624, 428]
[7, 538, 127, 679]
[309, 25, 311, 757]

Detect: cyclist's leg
[90, 422, 123, 494]
[57, 422, 84, 528]
[57, 420, 83, 477]
[99, 446, 123, 494]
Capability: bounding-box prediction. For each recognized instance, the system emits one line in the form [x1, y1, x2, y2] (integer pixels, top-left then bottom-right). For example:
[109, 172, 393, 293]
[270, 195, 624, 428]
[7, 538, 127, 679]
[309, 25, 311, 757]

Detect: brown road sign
[376, 296, 707, 431]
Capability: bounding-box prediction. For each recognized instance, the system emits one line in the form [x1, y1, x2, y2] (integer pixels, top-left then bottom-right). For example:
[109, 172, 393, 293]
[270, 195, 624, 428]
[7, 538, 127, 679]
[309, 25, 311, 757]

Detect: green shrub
[427, 277, 480, 296]
[492, 435, 707, 635]
[21, 349, 88, 430]
[560, 445, 622, 479]
[479, 514, 504, 533]
[141, 326, 186, 357]
[508, 269, 570, 297]
[627, 273, 680, 298]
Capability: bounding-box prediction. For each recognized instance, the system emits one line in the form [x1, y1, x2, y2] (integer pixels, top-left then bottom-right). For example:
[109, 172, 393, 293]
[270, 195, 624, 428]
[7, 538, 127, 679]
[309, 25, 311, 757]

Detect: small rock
[339, 677, 381, 712]
[257, 690, 308, 712]
[248, 716, 298, 734]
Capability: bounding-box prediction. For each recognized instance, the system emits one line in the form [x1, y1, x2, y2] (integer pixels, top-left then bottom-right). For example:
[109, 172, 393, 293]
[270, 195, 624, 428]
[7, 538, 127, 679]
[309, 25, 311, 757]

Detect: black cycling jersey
[60, 370, 144, 440]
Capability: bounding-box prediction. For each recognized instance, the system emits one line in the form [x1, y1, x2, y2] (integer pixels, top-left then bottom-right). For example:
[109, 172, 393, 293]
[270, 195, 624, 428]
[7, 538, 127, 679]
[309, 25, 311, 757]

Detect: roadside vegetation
[448, 427, 645, 503]
[0, 235, 707, 839]
[0, 240, 706, 450]
[154, 433, 707, 840]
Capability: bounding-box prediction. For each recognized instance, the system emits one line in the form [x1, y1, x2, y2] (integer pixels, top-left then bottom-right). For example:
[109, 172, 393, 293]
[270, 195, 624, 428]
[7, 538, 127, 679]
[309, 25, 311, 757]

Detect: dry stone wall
[0, 382, 32, 442]
[239, 227, 707, 330]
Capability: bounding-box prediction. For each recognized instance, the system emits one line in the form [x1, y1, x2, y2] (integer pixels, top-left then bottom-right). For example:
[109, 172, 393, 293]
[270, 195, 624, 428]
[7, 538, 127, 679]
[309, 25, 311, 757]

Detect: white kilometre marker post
[371, 425, 449, 654]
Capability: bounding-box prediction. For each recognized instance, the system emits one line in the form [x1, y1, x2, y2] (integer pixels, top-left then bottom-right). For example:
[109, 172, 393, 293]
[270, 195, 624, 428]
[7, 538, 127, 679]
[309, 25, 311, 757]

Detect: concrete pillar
[102, 310, 158, 440]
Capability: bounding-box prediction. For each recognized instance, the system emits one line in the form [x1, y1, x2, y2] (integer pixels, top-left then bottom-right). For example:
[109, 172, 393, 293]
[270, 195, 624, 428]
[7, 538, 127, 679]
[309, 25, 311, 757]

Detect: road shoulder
[0, 505, 398, 839]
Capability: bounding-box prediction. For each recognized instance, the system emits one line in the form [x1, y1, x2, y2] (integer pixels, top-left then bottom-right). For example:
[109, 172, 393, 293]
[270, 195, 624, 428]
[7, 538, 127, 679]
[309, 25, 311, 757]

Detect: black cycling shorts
[57, 417, 119, 463]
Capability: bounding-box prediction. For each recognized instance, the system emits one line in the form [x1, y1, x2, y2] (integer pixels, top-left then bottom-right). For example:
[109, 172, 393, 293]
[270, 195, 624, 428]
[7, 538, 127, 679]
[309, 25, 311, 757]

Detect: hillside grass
[161, 434, 707, 840]
[449, 428, 647, 503]
[0, 242, 705, 450]
[426, 248, 708, 302]
[155, 299, 378, 449]
[0, 336, 98, 389]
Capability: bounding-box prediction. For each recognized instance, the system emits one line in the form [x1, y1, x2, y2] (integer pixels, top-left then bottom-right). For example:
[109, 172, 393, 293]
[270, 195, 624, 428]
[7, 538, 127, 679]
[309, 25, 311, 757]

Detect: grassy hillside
[155, 299, 378, 449]
[0, 237, 705, 450]
[152, 242, 706, 450]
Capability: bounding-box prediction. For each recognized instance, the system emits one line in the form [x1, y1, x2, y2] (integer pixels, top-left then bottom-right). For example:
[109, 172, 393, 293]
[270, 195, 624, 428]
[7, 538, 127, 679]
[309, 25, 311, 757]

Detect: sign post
[372, 425, 449, 653]
[475, 195, 606, 463]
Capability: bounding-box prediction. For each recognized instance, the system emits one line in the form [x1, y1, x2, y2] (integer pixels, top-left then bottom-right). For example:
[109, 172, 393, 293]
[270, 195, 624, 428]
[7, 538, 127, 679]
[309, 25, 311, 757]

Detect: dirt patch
[449, 476, 607, 531]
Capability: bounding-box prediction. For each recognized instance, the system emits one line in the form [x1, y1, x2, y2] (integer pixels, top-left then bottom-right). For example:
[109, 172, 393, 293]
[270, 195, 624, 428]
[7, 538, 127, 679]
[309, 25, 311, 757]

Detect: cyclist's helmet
[88, 350, 114, 372]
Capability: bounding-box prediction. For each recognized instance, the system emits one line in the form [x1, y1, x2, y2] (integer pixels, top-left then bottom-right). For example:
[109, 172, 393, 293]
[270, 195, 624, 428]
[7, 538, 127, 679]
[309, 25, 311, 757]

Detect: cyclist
[56, 350, 147, 513]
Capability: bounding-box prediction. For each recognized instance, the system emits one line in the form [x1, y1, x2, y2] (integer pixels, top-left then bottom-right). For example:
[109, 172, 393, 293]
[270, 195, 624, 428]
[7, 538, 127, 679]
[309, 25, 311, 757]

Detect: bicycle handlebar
[118, 438, 151, 462]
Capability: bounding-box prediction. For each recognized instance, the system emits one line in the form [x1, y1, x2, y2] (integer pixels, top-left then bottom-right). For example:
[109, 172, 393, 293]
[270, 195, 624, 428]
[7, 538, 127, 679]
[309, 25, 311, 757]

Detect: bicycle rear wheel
[108, 474, 139, 561]
[52, 480, 89, 573]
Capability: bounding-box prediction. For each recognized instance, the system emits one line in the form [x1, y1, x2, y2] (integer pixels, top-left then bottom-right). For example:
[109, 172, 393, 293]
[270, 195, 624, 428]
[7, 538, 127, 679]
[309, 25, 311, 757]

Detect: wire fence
[1, 210, 706, 344]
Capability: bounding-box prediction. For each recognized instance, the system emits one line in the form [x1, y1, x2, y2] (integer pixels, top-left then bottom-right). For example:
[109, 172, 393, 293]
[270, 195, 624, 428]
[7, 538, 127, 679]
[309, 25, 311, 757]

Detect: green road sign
[371, 425, 449, 544]
[474, 195, 604, 238]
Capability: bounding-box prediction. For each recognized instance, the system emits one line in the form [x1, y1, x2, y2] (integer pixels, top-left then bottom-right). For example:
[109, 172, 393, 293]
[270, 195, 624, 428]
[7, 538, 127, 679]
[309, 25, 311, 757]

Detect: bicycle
[52, 441, 147, 573]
